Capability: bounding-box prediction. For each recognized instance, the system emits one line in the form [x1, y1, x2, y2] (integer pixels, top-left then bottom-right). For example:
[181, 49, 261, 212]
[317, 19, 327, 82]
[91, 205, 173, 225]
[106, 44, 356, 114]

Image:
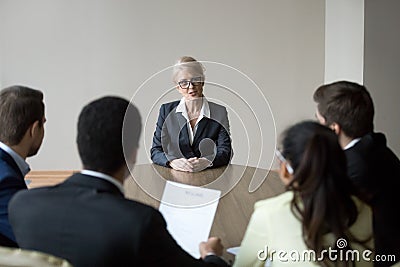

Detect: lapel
[176, 112, 211, 149]
[0, 148, 24, 178]
[176, 112, 193, 152]
[192, 118, 209, 147]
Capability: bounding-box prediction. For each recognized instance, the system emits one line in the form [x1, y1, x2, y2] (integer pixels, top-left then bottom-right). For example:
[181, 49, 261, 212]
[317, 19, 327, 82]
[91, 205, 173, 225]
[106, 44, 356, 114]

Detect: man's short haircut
[313, 81, 374, 138]
[77, 96, 142, 175]
[0, 85, 44, 145]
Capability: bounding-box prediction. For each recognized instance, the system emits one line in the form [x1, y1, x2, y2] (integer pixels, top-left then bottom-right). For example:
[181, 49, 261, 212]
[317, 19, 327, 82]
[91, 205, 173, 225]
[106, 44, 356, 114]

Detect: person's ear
[330, 122, 341, 135]
[29, 120, 41, 138]
[278, 161, 294, 186]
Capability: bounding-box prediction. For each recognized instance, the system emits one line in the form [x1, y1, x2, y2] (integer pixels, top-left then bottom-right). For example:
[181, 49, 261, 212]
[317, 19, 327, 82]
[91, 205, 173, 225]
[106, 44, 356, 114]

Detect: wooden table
[25, 171, 76, 188]
[124, 164, 285, 263]
[25, 165, 285, 263]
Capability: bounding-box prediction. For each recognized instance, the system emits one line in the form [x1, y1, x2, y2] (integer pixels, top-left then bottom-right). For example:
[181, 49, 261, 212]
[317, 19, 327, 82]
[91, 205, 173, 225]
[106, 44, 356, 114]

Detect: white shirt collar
[0, 141, 30, 176]
[176, 97, 210, 145]
[80, 169, 125, 194]
[175, 97, 210, 120]
[344, 138, 361, 150]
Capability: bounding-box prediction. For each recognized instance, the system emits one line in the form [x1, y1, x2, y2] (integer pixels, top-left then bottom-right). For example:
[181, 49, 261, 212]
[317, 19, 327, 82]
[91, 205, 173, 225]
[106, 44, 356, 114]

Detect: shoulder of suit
[120, 197, 160, 214]
[10, 184, 161, 219]
[208, 102, 228, 120]
[351, 132, 385, 152]
[208, 101, 226, 110]
[162, 100, 226, 112]
[11, 186, 49, 200]
[0, 160, 22, 181]
[0, 160, 17, 174]
[161, 100, 180, 109]
[345, 134, 381, 165]
[0, 150, 18, 168]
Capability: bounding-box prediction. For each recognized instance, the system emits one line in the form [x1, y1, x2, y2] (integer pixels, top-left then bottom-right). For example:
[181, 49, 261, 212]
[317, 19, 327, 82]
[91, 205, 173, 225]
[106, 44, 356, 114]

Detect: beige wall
[325, 0, 364, 84]
[364, 0, 400, 157]
[0, 0, 325, 170]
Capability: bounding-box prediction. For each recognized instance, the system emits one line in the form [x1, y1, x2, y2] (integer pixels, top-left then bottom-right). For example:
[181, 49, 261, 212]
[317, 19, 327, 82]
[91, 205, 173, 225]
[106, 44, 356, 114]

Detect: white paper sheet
[227, 246, 240, 255]
[159, 181, 221, 258]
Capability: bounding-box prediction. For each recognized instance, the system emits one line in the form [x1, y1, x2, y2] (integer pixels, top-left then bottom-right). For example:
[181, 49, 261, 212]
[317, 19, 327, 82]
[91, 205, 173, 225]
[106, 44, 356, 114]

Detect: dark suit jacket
[345, 133, 400, 267]
[151, 100, 232, 168]
[9, 173, 229, 267]
[0, 148, 26, 246]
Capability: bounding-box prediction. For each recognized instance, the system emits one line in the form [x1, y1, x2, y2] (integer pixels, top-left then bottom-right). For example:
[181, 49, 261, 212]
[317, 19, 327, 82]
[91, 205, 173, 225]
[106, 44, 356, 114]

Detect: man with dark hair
[0, 85, 46, 247]
[9, 96, 229, 267]
[314, 80, 400, 266]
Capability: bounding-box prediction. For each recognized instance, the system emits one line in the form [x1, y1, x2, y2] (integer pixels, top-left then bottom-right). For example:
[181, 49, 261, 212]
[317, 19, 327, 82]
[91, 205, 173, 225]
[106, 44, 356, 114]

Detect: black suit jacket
[151, 100, 232, 168]
[9, 173, 229, 267]
[0, 148, 26, 246]
[345, 133, 400, 266]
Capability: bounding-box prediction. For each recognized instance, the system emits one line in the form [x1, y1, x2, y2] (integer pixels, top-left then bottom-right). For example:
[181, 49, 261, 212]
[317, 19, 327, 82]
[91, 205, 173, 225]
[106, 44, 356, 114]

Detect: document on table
[159, 181, 221, 259]
[227, 246, 240, 255]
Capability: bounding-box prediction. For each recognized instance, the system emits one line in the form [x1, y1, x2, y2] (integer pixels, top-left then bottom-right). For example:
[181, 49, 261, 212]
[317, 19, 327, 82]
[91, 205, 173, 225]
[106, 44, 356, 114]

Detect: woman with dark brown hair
[234, 121, 373, 267]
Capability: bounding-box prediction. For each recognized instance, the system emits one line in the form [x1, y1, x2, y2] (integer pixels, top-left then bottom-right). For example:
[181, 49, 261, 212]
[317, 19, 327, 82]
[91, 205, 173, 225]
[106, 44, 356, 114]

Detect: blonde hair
[172, 56, 205, 82]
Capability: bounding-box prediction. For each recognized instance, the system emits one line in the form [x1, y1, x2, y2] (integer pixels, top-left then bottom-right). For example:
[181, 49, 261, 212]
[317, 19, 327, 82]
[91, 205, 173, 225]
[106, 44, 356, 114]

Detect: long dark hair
[280, 121, 369, 266]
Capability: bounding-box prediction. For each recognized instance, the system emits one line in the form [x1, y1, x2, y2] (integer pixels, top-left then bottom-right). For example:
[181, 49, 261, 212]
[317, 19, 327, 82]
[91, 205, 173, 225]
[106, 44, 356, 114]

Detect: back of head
[280, 121, 361, 257]
[77, 96, 141, 175]
[313, 81, 374, 138]
[172, 56, 205, 82]
[0, 85, 44, 145]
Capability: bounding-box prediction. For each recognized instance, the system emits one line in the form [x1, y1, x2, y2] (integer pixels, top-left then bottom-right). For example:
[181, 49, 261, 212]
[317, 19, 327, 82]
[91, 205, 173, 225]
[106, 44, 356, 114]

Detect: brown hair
[313, 81, 374, 138]
[0, 85, 44, 145]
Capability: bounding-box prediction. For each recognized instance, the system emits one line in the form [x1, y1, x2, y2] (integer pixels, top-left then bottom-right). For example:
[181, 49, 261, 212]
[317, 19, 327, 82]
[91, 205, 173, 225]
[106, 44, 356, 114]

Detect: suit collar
[80, 170, 124, 194]
[0, 147, 24, 178]
[192, 118, 209, 144]
[0, 142, 30, 176]
[175, 97, 210, 119]
[63, 173, 124, 197]
[344, 138, 362, 150]
[345, 133, 388, 157]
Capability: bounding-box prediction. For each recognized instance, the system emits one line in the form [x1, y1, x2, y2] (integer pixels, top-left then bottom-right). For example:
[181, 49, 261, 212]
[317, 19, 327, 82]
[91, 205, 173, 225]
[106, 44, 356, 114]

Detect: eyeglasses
[275, 149, 294, 174]
[177, 77, 203, 89]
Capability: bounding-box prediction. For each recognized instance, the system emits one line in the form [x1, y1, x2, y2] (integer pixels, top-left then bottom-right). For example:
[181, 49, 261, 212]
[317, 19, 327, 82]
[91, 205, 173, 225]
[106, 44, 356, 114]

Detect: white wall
[325, 0, 364, 83]
[0, 0, 325, 170]
[0, 4, 3, 89]
[324, 0, 399, 157]
[364, 0, 400, 157]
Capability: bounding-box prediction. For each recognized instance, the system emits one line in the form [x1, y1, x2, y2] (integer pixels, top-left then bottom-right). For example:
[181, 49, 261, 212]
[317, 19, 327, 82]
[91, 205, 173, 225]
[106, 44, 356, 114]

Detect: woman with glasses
[151, 56, 232, 172]
[233, 121, 373, 267]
